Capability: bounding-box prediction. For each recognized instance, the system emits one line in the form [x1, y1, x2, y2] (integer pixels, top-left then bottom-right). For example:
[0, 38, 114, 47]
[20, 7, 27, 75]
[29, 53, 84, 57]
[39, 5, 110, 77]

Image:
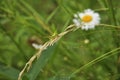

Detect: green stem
[70, 47, 120, 78]
[99, 24, 120, 28]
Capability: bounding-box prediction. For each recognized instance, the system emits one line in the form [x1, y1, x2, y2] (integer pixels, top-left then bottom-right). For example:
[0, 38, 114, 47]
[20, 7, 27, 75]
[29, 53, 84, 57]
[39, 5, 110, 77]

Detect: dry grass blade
[18, 24, 78, 80]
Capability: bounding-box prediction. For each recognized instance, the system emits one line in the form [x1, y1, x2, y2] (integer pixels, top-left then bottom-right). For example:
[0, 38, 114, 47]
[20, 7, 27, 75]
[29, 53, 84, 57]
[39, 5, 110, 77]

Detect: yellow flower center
[82, 15, 92, 22]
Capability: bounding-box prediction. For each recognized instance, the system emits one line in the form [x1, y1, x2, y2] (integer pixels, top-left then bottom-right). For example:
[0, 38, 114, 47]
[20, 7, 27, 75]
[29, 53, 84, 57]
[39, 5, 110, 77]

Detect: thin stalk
[70, 47, 120, 78]
[98, 24, 120, 28]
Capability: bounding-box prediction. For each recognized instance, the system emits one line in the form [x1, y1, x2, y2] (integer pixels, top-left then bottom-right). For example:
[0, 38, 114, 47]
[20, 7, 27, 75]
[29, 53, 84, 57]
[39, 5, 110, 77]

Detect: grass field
[0, 0, 120, 80]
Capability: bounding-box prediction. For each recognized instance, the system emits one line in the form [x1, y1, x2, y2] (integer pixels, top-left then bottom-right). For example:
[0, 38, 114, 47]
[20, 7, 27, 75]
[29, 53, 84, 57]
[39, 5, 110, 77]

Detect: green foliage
[0, 0, 120, 80]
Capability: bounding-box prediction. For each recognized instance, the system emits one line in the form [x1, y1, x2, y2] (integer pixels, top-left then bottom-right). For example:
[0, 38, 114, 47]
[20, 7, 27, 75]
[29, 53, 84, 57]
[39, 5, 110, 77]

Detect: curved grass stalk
[18, 24, 77, 80]
[69, 47, 120, 78]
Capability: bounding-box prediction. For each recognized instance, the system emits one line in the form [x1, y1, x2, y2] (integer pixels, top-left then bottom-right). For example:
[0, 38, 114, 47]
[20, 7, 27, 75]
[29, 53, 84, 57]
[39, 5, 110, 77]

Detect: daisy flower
[73, 9, 100, 30]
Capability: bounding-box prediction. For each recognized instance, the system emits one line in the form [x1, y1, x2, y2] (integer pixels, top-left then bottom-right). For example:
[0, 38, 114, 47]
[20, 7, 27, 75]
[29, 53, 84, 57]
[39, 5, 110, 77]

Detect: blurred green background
[0, 0, 120, 80]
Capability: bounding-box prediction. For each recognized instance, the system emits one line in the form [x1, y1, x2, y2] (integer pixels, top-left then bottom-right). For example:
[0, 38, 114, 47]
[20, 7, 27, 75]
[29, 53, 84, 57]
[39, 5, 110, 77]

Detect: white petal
[78, 13, 84, 18]
[84, 9, 94, 13]
[73, 19, 81, 27]
[74, 14, 78, 18]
